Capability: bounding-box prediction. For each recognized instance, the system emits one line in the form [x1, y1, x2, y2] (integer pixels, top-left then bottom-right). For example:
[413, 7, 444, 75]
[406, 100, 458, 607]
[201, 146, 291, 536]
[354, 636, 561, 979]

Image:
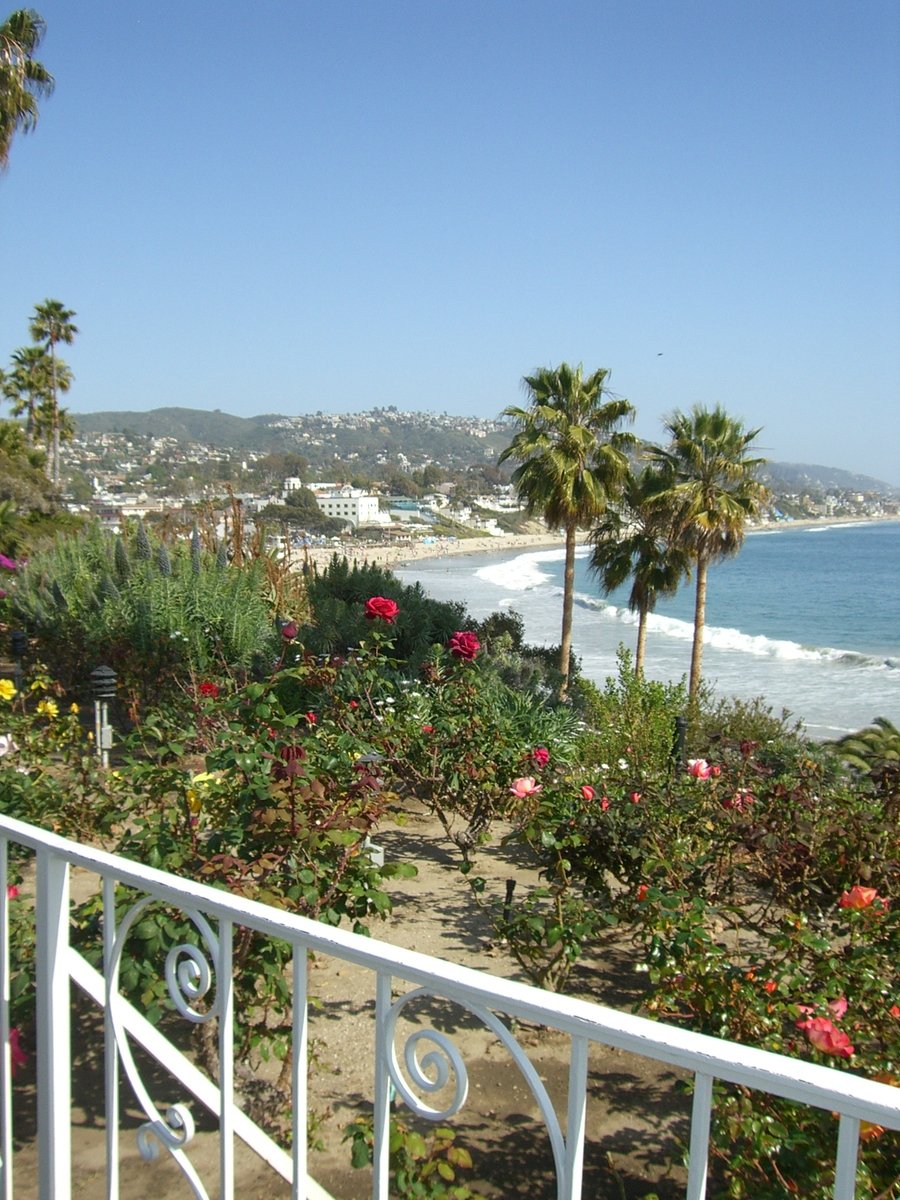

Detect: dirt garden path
[9, 807, 690, 1199]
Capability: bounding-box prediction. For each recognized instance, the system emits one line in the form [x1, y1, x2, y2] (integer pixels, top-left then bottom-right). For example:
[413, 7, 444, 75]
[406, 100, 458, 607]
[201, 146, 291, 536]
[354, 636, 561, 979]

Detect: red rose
[281, 620, 299, 641]
[600, 797, 610, 811]
[531, 747, 550, 768]
[580, 785, 595, 801]
[448, 631, 480, 661]
[636, 884, 648, 902]
[198, 681, 219, 699]
[305, 711, 317, 725]
[364, 596, 399, 624]
[630, 791, 642, 804]
[422, 724, 434, 734]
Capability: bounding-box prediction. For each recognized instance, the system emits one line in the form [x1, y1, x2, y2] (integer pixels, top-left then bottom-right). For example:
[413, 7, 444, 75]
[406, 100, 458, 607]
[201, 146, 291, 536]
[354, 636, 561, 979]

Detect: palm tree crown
[649, 404, 769, 699]
[0, 8, 54, 171]
[588, 465, 690, 676]
[500, 362, 635, 698]
[30, 298, 77, 488]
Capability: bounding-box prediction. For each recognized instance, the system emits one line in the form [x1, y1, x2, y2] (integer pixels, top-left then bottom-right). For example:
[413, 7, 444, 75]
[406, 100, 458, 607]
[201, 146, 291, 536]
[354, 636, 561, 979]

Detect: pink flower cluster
[687, 759, 720, 779]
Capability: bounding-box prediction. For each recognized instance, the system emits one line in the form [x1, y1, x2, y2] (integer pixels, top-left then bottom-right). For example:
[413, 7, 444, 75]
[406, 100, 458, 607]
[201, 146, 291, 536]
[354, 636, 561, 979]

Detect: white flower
[0, 734, 18, 757]
[617, 758, 629, 770]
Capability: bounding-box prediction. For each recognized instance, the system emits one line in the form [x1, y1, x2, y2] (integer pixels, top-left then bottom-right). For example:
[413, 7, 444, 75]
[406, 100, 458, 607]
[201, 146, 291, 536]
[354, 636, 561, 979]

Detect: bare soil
[9, 807, 689, 1199]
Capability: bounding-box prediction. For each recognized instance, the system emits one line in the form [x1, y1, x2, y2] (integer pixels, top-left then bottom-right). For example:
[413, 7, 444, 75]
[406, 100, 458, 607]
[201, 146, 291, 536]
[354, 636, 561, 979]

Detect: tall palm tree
[3, 343, 53, 442]
[0, 8, 54, 171]
[30, 297, 77, 488]
[649, 405, 769, 700]
[500, 362, 635, 699]
[588, 465, 690, 676]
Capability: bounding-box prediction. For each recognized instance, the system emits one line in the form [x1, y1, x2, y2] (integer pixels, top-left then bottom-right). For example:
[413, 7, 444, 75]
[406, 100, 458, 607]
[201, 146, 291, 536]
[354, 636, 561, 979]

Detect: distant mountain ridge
[71, 407, 898, 494]
[761, 462, 899, 496]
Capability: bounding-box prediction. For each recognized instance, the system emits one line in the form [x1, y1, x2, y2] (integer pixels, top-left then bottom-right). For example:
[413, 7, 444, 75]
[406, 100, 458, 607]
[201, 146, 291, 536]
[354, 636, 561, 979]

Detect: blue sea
[395, 520, 900, 740]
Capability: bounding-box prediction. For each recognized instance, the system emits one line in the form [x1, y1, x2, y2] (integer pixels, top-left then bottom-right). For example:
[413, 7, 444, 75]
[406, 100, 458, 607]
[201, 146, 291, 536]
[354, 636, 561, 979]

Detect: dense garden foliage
[0, 532, 898, 1197]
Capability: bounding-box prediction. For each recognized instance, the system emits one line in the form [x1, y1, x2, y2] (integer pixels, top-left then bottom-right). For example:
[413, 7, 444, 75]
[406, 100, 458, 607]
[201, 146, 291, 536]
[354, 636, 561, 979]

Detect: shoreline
[300, 513, 898, 574]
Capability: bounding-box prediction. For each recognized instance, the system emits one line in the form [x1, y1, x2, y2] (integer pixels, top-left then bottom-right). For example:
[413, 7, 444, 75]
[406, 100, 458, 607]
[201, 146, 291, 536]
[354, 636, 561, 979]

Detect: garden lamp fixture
[10, 630, 27, 690]
[90, 665, 117, 767]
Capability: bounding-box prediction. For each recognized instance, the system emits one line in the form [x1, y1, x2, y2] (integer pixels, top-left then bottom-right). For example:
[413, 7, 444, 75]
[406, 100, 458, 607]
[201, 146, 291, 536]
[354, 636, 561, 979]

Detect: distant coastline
[300, 512, 898, 574]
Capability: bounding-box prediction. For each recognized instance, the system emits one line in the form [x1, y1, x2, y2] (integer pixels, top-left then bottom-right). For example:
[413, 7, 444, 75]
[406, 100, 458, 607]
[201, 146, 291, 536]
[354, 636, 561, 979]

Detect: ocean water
[394, 520, 900, 740]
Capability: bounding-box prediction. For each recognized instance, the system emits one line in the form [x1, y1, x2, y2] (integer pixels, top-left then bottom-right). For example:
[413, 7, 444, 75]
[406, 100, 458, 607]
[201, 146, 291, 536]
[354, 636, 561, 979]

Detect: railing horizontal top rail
[3, 812, 899, 1133]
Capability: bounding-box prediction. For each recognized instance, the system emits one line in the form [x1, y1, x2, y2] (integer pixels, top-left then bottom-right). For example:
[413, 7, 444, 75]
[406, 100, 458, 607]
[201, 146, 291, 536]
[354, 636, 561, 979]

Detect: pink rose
[828, 996, 848, 1020]
[580, 785, 595, 801]
[448, 631, 480, 661]
[630, 791, 642, 804]
[722, 788, 755, 812]
[364, 596, 399, 624]
[796, 1015, 854, 1058]
[281, 620, 299, 641]
[839, 885, 880, 910]
[531, 747, 550, 768]
[509, 776, 542, 798]
[687, 759, 712, 780]
[600, 797, 610, 811]
[6, 885, 19, 900]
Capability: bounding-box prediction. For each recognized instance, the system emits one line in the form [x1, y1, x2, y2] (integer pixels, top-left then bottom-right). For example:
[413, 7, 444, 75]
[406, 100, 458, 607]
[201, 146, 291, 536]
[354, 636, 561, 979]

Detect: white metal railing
[1, 813, 898, 1200]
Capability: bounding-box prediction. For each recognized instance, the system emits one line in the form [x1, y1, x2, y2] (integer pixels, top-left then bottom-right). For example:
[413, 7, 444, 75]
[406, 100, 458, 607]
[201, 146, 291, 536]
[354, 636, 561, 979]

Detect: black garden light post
[672, 713, 687, 770]
[10, 630, 27, 692]
[90, 665, 117, 768]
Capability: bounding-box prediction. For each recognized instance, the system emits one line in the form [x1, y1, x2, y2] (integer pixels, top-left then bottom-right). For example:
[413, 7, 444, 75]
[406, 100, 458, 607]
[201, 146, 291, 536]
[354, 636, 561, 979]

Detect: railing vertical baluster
[372, 971, 393, 1200]
[291, 945, 308, 1200]
[833, 1115, 860, 1200]
[102, 876, 119, 1200]
[562, 1035, 589, 1200]
[0, 838, 12, 1200]
[218, 918, 234, 1200]
[36, 847, 71, 1200]
[685, 1072, 713, 1200]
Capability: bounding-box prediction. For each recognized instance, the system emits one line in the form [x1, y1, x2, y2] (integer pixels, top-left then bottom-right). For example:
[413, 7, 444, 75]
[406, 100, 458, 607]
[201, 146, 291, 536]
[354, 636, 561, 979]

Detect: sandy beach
[298, 512, 896, 574]
[301, 530, 570, 572]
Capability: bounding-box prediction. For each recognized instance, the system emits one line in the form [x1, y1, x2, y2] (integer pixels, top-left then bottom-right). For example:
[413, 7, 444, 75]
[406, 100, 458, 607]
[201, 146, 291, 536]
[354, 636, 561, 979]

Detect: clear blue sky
[3, 1, 899, 482]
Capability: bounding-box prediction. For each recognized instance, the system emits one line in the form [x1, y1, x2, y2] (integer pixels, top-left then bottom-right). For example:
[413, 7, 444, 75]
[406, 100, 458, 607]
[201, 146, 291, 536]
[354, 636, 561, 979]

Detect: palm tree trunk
[558, 520, 577, 700]
[689, 555, 708, 700]
[49, 340, 59, 488]
[635, 604, 648, 676]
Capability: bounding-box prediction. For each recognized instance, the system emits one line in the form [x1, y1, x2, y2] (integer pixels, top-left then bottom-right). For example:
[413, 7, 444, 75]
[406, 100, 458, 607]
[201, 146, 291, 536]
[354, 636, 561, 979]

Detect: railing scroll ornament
[385, 986, 567, 1179]
[107, 895, 221, 1200]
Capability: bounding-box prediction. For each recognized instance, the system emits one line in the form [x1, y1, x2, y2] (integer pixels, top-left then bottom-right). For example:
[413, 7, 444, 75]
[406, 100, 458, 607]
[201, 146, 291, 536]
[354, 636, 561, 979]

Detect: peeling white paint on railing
[1, 814, 898, 1200]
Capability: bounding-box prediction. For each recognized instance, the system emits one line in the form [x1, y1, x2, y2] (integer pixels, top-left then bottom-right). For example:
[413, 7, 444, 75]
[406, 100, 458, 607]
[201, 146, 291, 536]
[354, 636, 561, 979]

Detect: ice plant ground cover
[0, 566, 898, 1197]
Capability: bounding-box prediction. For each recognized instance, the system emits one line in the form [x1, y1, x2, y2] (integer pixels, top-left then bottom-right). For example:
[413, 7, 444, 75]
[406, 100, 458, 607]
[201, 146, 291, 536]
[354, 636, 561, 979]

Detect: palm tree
[649, 405, 769, 700]
[588, 465, 690, 676]
[0, 8, 54, 171]
[30, 298, 77, 488]
[500, 362, 635, 699]
[3, 343, 53, 442]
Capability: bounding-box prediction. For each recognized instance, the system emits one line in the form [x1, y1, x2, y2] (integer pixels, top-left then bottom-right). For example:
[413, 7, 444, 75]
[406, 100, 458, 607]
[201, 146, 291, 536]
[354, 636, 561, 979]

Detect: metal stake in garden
[90, 665, 117, 768]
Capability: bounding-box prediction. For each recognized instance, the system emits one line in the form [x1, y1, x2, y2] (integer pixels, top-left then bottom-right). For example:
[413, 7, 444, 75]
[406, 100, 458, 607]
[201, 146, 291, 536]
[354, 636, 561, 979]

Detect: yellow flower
[186, 789, 202, 814]
[0, 680, 16, 701]
[36, 699, 59, 719]
[69, 702, 80, 714]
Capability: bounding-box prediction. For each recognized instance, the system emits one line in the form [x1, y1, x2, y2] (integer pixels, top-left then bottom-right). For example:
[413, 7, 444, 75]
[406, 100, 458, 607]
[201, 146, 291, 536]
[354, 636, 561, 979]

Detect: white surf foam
[571, 590, 885, 668]
[475, 546, 589, 590]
